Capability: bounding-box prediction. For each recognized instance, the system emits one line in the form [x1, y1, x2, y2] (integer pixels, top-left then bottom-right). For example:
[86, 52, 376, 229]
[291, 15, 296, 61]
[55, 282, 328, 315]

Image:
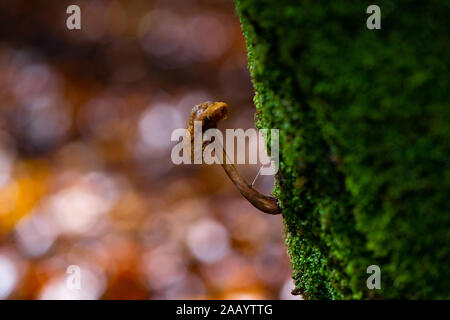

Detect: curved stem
[219, 147, 281, 215]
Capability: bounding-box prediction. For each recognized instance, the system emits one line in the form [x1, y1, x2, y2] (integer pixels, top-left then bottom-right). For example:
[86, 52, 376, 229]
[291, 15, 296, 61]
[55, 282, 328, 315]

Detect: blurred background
[0, 0, 294, 299]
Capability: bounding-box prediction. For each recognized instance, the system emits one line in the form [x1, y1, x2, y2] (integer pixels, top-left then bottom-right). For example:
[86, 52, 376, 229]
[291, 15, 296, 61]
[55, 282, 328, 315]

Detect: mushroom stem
[219, 148, 281, 215]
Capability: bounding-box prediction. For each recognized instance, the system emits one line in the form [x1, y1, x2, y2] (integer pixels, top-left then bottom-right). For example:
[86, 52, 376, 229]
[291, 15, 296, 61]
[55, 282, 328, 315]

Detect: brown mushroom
[185, 101, 281, 215]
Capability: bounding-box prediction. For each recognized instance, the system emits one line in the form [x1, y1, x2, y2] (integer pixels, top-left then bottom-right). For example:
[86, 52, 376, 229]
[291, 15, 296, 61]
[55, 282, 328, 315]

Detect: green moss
[234, 0, 450, 299]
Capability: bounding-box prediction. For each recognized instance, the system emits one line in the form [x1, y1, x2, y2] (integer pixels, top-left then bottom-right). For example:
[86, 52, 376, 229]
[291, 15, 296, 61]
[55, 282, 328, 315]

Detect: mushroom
[185, 101, 281, 215]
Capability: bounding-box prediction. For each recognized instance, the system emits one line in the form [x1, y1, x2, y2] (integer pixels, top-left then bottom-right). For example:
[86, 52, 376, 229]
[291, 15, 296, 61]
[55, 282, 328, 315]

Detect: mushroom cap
[186, 101, 228, 134]
[184, 101, 228, 161]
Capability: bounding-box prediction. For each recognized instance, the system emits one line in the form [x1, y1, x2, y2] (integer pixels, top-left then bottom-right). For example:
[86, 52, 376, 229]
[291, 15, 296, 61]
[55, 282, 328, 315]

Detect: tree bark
[234, 0, 450, 299]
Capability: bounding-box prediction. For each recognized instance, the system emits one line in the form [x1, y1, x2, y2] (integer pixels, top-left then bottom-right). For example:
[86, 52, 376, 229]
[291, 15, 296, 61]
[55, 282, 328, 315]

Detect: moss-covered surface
[234, 0, 450, 299]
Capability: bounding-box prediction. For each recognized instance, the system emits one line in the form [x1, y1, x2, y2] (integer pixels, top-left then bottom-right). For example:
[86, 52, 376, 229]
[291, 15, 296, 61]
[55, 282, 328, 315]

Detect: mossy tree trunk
[234, 0, 449, 299]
